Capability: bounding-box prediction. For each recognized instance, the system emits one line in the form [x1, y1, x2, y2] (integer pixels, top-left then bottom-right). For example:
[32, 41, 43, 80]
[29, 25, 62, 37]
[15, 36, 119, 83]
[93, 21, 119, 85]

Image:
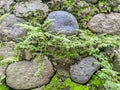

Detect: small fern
[15, 20, 120, 90]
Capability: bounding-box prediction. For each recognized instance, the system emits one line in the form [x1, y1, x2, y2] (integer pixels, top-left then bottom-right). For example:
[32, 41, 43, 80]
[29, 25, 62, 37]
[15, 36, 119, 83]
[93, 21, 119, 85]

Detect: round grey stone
[0, 14, 26, 41]
[6, 60, 54, 89]
[47, 11, 79, 35]
[70, 57, 99, 84]
[88, 13, 120, 34]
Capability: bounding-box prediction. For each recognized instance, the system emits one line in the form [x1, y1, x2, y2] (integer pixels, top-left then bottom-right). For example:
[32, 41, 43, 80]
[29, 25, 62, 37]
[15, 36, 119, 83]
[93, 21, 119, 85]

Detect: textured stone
[0, 14, 26, 41]
[13, 0, 49, 17]
[84, 0, 98, 4]
[0, 65, 7, 78]
[70, 57, 99, 84]
[47, 11, 79, 35]
[6, 60, 54, 89]
[0, 0, 14, 14]
[88, 13, 120, 34]
[113, 48, 120, 72]
[0, 42, 15, 78]
[0, 42, 15, 59]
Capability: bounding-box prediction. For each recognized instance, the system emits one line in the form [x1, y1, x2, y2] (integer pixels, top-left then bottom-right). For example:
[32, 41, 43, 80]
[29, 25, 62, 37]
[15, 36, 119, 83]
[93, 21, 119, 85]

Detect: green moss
[43, 74, 90, 90]
[43, 74, 105, 90]
[0, 85, 8, 90]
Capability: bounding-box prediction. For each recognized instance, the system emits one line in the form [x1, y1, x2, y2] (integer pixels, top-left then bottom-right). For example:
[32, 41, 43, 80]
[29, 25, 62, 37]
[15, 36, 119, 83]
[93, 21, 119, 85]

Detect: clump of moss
[43, 73, 105, 90]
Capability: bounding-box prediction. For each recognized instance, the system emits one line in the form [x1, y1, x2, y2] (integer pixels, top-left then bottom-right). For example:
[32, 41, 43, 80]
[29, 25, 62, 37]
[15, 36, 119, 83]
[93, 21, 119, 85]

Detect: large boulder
[0, 14, 26, 41]
[70, 57, 99, 84]
[88, 13, 120, 34]
[0, 42, 15, 77]
[6, 60, 54, 89]
[47, 11, 79, 35]
[13, 0, 49, 17]
[0, 0, 14, 15]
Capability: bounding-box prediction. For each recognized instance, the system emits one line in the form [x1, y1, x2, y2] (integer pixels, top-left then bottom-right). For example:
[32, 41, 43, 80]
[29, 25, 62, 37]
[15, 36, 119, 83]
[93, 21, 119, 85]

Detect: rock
[18, 49, 33, 61]
[6, 60, 54, 89]
[0, 0, 14, 15]
[47, 11, 79, 35]
[13, 0, 49, 17]
[32, 87, 44, 90]
[84, 0, 98, 4]
[0, 42, 15, 77]
[0, 65, 7, 78]
[88, 13, 120, 34]
[113, 48, 120, 72]
[70, 57, 99, 84]
[0, 14, 26, 41]
[0, 42, 15, 59]
[113, 59, 120, 72]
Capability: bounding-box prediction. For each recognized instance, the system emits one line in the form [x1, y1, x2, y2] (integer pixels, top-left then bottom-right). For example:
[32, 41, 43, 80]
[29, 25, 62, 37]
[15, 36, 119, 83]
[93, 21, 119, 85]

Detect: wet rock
[13, 0, 49, 17]
[6, 60, 54, 89]
[0, 14, 26, 42]
[47, 11, 79, 35]
[88, 13, 120, 34]
[70, 57, 99, 84]
[84, 0, 98, 4]
[0, 0, 14, 15]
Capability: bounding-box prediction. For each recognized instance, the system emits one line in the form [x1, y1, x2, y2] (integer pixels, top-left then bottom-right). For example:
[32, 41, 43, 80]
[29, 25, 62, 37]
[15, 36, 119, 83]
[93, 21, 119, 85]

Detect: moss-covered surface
[43, 74, 104, 90]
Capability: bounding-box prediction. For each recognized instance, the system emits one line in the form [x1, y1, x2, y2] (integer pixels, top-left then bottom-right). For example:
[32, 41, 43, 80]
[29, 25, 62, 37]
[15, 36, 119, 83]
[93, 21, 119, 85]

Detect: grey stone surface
[19, 49, 33, 61]
[0, 42, 15, 78]
[13, 0, 49, 17]
[70, 57, 99, 84]
[0, 65, 7, 78]
[6, 60, 54, 89]
[0, 0, 14, 14]
[47, 11, 79, 35]
[84, 0, 98, 4]
[0, 42, 15, 59]
[88, 13, 120, 34]
[0, 14, 26, 41]
[113, 48, 120, 72]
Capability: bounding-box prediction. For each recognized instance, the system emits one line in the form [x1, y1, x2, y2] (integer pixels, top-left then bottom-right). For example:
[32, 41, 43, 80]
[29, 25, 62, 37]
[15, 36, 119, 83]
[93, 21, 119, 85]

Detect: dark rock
[84, 0, 98, 4]
[47, 11, 79, 35]
[0, 14, 26, 41]
[88, 13, 120, 34]
[13, 0, 49, 17]
[6, 60, 54, 89]
[70, 57, 99, 84]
